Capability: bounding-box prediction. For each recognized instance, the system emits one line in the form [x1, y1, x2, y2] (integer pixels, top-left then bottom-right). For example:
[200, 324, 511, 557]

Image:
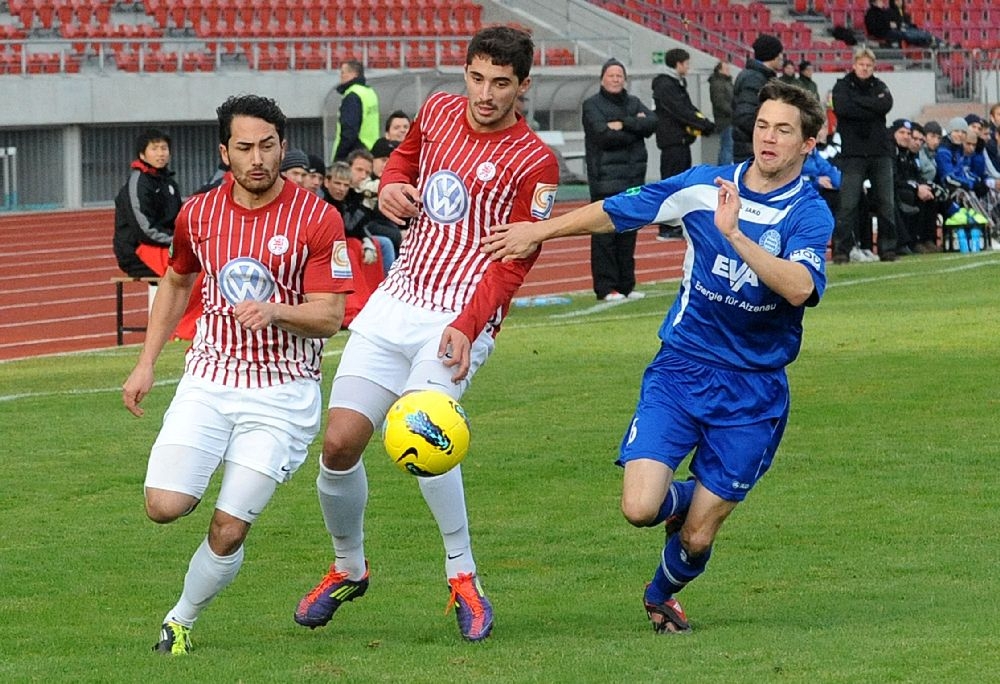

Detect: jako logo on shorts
[218, 257, 276, 305]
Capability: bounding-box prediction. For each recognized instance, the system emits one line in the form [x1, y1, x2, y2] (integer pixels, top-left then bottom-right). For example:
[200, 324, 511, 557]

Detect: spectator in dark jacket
[652, 47, 714, 239]
[113, 128, 200, 340]
[113, 128, 182, 278]
[866, 0, 935, 47]
[831, 47, 898, 262]
[731, 34, 784, 163]
[797, 61, 821, 101]
[708, 62, 734, 164]
[582, 58, 657, 300]
[652, 48, 715, 180]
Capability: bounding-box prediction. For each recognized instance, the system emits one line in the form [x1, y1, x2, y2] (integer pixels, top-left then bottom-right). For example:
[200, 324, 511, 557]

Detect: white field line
[2, 257, 996, 396]
[0, 348, 344, 401]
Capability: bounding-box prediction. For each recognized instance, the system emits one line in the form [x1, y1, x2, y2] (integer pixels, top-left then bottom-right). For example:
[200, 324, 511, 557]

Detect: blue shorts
[617, 346, 789, 502]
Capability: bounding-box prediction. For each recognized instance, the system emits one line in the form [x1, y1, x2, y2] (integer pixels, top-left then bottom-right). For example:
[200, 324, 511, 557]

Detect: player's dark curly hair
[466, 26, 534, 82]
[758, 80, 826, 140]
[216, 94, 287, 145]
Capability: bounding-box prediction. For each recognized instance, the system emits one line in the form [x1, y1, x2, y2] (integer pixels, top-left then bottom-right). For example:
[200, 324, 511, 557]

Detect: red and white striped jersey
[169, 177, 352, 388]
[379, 92, 559, 341]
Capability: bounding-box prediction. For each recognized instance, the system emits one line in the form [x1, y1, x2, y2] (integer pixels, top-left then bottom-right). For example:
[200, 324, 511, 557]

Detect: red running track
[0, 205, 685, 361]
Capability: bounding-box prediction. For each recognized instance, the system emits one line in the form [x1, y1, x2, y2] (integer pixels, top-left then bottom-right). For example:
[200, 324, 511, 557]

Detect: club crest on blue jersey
[758, 229, 782, 255]
[218, 257, 276, 305]
[422, 170, 468, 224]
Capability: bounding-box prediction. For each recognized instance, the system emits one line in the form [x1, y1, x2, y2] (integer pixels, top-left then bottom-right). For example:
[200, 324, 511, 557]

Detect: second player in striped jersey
[295, 26, 559, 642]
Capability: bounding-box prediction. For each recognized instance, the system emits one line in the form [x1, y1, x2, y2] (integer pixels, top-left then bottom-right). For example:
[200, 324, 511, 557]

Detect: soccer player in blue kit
[482, 80, 832, 633]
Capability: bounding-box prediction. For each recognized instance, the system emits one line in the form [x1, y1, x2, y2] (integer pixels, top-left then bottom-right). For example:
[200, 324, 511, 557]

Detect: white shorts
[145, 374, 322, 497]
[332, 289, 495, 413]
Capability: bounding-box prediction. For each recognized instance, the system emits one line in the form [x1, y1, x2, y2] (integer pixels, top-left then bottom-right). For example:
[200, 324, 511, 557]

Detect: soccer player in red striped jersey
[122, 94, 352, 655]
[295, 26, 559, 642]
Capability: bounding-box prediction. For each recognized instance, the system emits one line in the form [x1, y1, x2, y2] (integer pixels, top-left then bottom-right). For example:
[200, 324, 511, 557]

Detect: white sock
[317, 459, 368, 579]
[165, 537, 243, 627]
[417, 465, 475, 577]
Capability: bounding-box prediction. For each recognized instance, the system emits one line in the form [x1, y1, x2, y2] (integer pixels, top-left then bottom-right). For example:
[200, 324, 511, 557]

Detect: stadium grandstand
[0, 0, 997, 211]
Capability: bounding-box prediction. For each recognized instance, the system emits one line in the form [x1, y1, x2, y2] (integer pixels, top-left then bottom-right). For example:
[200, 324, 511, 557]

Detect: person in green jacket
[332, 60, 380, 162]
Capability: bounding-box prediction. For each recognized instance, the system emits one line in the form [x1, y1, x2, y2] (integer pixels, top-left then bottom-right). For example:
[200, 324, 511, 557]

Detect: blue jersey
[603, 162, 833, 371]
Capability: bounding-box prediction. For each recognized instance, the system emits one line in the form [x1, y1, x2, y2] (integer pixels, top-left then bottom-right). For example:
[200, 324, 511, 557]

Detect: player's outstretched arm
[378, 182, 421, 225]
[714, 177, 816, 306]
[482, 201, 614, 262]
[122, 268, 197, 417]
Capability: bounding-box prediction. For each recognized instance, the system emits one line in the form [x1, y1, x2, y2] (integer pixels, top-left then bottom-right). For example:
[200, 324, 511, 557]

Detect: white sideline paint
[0, 348, 345, 402]
[530, 255, 1000, 323]
[0, 378, 181, 403]
[2, 257, 996, 401]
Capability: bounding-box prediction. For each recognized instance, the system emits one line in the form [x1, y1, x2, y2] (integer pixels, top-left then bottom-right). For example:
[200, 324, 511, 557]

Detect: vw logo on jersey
[422, 170, 468, 225]
[758, 229, 782, 255]
[218, 257, 276, 306]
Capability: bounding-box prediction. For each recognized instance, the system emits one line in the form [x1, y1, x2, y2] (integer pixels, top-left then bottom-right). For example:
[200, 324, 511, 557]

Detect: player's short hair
[216, 94, 287, 145]
[758, 80, 826, 140]
[134, 128, 170, 158]
[467, 25, 534, 82]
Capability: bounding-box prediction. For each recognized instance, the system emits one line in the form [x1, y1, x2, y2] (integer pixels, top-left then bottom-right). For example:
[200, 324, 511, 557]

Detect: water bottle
[512, 296, 572, 308]
[955, 227, 969, 253]
[970, 227, 983, 253]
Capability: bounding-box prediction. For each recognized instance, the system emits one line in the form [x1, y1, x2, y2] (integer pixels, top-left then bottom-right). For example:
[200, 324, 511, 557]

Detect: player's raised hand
[481, 221, 540, 261]
[714, 177, 742, 238]
[379, 182, 421, 225]
[122, 364, 155, 417]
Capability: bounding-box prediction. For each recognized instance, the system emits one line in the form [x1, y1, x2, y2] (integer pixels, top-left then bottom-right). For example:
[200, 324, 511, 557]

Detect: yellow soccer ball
[382, 390, 470, 477]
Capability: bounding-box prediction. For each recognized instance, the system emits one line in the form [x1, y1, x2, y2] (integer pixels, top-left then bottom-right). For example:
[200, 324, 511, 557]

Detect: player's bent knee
[620, 498, 658, 528]
[208, 513, 250, 556]
[145, 488, 200, 523]
[321, 408, 375, 470]
[321, 433, 365, 471]
[680, 527, 714, 557]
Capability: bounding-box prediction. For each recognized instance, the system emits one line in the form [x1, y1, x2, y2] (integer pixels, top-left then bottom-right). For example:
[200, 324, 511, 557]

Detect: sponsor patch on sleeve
[331, 240, 353, 279]
[530, 183, 558, 220]
[790, 248, 822, 271]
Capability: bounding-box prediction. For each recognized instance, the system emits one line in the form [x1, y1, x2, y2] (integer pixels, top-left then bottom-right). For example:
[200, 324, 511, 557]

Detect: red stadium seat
[404, 40, 436, 68]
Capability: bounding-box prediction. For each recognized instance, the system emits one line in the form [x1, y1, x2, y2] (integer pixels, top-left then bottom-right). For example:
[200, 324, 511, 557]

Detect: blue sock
[645, 533, 712, 604]
[652, 478, 696, 526]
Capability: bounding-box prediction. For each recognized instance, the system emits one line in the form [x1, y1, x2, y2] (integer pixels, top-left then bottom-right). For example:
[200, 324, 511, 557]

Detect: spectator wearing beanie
[304, 153, 326, 195]
[280, 148, 310, 188]
[369, 137, 399, 178]
[731, 34, 783, 163]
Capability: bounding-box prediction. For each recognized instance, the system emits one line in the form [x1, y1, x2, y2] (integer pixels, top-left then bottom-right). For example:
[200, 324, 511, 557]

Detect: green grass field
[2, 252, 999, 682]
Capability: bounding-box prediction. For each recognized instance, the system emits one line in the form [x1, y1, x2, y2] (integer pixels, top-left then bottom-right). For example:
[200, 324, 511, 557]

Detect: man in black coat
[582, 58, 657, 300]
[831, 47, 898, 262]
[652, 48, 715, 181]
[731, 34, 784, 163]
[652, 48, 714, 240]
